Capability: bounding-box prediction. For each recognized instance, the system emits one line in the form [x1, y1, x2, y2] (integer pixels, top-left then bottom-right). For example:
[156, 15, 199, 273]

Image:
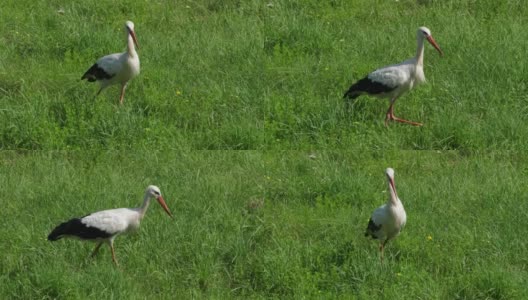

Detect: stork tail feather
[343, 89, 361, 100]
[343, 82, 363, 99]
[47, 219, 76, 241]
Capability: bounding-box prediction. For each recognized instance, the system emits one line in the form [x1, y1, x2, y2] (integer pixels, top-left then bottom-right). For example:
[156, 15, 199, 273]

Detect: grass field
[1, 0, 527, 150]
[1, 0, 528, 298]
[2, 151, 528, 298]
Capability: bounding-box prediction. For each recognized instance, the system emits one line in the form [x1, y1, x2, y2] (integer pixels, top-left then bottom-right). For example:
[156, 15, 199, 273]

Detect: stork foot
[385, 113, 423, 127]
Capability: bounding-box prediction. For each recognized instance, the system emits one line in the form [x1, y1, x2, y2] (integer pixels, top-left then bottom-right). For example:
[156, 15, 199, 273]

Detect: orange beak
[387, 175, 398, 199]
[389, 178, 396, 193]
[157, 196, 173, 218]
[427, 35, 443, 56]
[130, 30, 140, 50]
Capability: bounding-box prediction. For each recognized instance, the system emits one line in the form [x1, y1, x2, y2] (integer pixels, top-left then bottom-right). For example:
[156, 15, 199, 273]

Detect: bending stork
[365, 168, 407, 262]
[48, 185, 172, 266]
[81, 21, 140, 105]
[344, 26, 443, 126]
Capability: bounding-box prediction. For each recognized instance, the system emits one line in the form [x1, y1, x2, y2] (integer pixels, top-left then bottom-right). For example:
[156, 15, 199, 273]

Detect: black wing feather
[81, 63, 114, 82]
[47, 217, 113, 241]
[364, 218, 382, 239]
[344, 76, 396, 99]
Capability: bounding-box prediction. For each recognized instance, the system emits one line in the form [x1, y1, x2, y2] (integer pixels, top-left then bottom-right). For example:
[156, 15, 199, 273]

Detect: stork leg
[119, 84, 127, 105]
[385, 98, 423, 127]
[379, 242, 385, 262]
[91, 242, 103, 257]
[95, 86, 104, 98]
[379, 239, 390, 263]
[110, 242, 119, 266]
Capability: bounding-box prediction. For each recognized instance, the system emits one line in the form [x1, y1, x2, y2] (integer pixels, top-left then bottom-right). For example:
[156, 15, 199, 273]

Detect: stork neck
[127, 34, 137, 58]
[415, 36, 425, 67]
[138, 194, 152, 219]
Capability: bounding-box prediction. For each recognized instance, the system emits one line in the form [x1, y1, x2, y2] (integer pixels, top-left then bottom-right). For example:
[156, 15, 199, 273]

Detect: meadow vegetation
[1, 0, 527, 150]
[1, 0, 527, 298]
[2, 151, 527, 298]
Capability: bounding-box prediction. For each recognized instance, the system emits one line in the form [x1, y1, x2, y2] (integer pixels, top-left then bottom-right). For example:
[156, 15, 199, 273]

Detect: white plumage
[81, 21, 140, 105]
[48, 185, 172, 266]
[344, 26, 443, 126]
[365, 168, 407, 261]
[80, 208, 141, 236]
[366, 59, 423, 93]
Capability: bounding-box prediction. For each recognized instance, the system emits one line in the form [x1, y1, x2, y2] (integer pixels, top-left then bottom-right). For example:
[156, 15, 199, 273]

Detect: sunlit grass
[1, 0, 527, 298]
[0, 0, 527, 150]
[1, 151, 527, 298]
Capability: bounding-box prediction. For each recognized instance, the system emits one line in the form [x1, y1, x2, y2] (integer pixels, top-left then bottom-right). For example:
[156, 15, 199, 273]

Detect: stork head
[418, 26, 431, 37]
[125, 21, 135, 31]
[418, 26, 443, 56]
[385, 168, 395, 179]
[146, 185, 173, 218]
[124, 21, 139, 50]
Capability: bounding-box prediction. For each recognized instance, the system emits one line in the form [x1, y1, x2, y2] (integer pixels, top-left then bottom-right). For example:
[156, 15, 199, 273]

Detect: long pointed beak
[427, 35, 443, 56]
[157, 196, 173, 218]
[387, 176, 398, 199]
[130, 30, 140, 50]
[389, 177, 396, 193]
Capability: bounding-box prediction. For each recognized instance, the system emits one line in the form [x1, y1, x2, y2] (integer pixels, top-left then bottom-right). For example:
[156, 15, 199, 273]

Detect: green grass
[1, 0, 527, 150]
[1, 0, 528, 298]
[1, 151, 528, 298]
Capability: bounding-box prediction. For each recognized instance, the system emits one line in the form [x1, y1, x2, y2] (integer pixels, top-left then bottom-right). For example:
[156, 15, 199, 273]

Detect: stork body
[365, 168, 407, 261]
[344, 27, 443, 126]
[48, 185, 172, 266]
[81, 21, 140, 105]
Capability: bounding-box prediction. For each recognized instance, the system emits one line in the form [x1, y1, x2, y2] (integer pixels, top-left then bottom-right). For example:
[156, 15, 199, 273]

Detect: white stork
[344, 26, 443, 126]
[48, 185, 172, 266]
[365, 168, 407, 261]
[81, 21, 140, 105]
